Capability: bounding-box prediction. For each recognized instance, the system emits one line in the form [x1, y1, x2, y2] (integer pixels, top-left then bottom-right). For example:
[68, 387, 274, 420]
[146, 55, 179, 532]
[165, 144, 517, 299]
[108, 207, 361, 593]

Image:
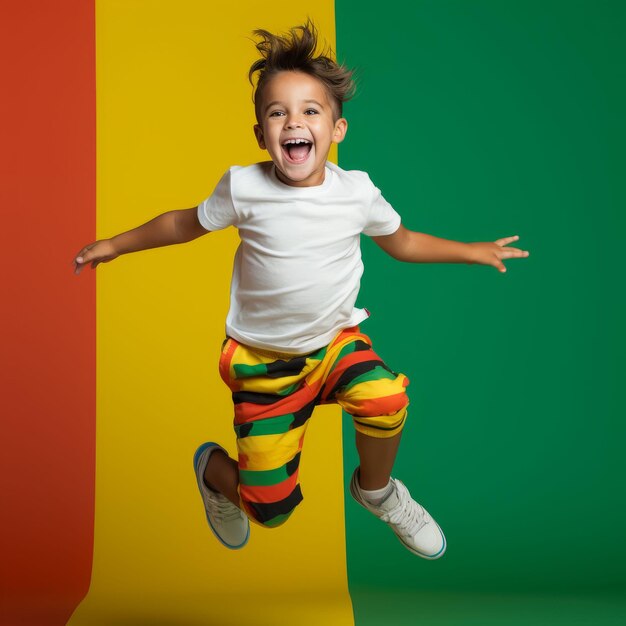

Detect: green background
[336, 1, 626, 623]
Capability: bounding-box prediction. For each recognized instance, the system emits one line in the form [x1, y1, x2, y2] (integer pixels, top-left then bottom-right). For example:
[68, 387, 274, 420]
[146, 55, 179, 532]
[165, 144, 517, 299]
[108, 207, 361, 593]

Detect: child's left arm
[372, 226, 529, 273]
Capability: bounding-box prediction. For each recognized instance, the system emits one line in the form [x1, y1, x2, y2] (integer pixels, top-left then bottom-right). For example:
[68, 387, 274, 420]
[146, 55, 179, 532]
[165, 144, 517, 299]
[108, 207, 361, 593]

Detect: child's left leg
[355, 429, 402, 490]
[331, 336, 446, 560]
[349, 422, 446, 560]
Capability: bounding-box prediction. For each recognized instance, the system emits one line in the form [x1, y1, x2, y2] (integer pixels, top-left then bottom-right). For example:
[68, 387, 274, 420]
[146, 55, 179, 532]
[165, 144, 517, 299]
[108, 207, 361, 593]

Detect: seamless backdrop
[1, 1, 625, 625]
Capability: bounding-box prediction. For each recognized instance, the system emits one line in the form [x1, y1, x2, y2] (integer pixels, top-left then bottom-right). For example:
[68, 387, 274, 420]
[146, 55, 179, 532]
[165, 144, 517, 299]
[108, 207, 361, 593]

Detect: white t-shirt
[197, 161, 401, 354]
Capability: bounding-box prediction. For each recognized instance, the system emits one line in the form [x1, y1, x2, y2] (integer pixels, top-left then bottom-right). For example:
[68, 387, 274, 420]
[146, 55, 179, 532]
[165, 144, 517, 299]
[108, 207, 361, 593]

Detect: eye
[269, 110, 285, 117]
[304, 109, 319, 115]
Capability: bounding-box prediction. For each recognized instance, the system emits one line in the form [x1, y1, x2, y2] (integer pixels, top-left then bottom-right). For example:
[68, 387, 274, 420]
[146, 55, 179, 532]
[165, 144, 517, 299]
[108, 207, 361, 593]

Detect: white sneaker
[193, 442, 249, 549]
[349, 469, 446, 559]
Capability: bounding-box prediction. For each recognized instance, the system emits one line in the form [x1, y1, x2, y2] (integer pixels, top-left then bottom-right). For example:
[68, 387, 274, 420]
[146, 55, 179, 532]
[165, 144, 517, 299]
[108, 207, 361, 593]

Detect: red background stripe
[0, 2, 96, 624]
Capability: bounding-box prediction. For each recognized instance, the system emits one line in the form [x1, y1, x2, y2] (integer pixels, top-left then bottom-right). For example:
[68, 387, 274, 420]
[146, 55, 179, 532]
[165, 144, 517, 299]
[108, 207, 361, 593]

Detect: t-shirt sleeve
[362, 180, 402, 237]
[197, 168, 239, 231]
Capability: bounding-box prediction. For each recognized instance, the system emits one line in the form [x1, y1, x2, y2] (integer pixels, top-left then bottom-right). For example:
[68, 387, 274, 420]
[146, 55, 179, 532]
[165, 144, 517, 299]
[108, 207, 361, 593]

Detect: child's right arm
[73, 207, 208, 275]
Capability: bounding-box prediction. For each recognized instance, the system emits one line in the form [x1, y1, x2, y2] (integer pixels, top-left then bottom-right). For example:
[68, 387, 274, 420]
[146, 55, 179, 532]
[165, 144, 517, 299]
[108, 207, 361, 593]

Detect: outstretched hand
[73, 239, 118, 275]
[468, 235, 529, 273]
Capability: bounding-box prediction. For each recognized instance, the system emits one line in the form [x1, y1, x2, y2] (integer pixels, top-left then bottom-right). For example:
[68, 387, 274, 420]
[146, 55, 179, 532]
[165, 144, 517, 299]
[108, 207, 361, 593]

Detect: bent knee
[343, 386, 409, 419]
[352, 403, 409, 439]
[344, 376, 410, 438]
[340, 373, 409, 417]
[359, 390, 409, 417]
[241, 485, 303, 528]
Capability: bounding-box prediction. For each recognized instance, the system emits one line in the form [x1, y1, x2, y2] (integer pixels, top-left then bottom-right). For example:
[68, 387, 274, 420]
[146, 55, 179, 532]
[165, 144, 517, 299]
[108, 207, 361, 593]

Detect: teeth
[283, 139, 311, 145]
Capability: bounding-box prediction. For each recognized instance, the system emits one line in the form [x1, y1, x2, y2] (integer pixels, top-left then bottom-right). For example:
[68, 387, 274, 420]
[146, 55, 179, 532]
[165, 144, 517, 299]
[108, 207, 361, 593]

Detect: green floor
[350, 588, 626, 626]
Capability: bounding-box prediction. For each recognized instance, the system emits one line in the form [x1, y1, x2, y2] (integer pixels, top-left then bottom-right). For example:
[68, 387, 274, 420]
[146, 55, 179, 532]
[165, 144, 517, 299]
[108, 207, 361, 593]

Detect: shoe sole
[349, 473, 446, 560]
[193, 442, 249, 550]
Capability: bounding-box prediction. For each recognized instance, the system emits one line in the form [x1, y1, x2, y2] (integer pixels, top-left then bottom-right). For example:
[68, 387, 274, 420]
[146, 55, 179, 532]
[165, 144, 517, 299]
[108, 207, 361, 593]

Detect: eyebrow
[264, 99, 325, 113]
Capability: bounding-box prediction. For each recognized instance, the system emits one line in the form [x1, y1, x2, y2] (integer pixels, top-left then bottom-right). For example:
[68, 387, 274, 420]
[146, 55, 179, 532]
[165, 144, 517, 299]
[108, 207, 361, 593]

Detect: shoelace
[379, 482, 427, 537]
[198, 450, 243, 523]
[210, 493, 244, 523]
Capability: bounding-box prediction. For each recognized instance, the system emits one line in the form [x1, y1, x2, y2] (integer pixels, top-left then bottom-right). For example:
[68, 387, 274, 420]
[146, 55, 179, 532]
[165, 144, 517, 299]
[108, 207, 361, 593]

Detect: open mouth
[281, 138, 312, 163]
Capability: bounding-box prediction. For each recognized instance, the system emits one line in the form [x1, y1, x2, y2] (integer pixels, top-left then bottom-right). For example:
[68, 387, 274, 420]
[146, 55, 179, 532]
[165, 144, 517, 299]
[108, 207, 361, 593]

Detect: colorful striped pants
[218, 326, 409, 528]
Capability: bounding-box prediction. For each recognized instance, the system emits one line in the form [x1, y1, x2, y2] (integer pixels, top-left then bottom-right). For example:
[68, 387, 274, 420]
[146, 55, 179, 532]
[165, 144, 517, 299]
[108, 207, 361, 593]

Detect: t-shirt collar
[269, 162, 334, 193]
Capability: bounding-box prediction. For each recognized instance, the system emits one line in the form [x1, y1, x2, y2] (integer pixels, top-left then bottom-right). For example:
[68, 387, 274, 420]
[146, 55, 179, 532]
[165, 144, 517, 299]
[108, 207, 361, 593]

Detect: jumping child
[74, 22, 529, 559]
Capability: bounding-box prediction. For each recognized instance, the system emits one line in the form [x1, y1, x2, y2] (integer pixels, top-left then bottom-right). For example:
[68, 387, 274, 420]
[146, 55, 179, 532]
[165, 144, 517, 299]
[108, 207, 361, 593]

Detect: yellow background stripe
[68, 2, 353, 624]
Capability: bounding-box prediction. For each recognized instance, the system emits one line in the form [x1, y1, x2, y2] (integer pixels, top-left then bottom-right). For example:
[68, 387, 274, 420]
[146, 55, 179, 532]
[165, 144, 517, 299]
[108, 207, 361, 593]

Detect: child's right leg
[203, 447, 240, 507]
[193, 442, 249, 549]
[200, 337, 319, 534]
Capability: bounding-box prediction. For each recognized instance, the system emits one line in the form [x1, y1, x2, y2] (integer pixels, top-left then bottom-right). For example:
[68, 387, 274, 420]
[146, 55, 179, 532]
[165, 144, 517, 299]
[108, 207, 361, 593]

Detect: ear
[332, 118, 348, 145]
[254, 123, 266, 150]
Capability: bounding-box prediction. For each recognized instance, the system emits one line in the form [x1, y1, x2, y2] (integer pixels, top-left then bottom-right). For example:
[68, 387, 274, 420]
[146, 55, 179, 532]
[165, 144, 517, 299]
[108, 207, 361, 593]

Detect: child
[74, 22, 529, 559]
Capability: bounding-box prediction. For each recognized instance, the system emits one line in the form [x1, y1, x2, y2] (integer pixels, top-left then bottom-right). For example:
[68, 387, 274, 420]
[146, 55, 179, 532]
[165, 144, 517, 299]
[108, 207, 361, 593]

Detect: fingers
[75, 244, 93, 263]
[499, 247, 530, 260]
[495, 235, 530, 252]
[494, 256, 506, 273]
[493, 247, 529, 274]
[494, 236, 530, 266]
[470, 236, 529, 274]
[74, 254, 87, 274]
[495, 235, 520, 246]
[73, 253, 86, 275]
[73, 242, 97, 275]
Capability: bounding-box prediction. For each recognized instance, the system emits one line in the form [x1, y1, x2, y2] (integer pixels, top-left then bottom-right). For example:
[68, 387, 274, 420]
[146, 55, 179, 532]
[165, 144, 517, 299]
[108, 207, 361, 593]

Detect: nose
[284, 113, 303, 129]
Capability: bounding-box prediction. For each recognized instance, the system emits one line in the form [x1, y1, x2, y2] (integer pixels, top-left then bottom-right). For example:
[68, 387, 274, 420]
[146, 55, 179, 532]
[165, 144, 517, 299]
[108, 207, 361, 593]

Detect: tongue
[288, 143, 310, 161]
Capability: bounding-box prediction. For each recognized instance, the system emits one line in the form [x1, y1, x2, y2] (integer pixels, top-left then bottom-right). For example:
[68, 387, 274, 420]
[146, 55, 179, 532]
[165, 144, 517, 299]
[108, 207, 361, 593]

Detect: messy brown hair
[249, 20, 356, 121]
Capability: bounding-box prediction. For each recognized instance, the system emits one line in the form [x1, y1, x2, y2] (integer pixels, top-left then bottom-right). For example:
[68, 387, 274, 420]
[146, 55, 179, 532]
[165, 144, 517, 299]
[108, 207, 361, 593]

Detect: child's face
[254, 71, 347, 187]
